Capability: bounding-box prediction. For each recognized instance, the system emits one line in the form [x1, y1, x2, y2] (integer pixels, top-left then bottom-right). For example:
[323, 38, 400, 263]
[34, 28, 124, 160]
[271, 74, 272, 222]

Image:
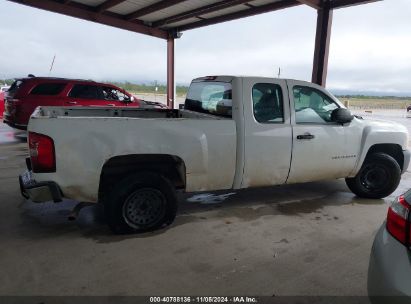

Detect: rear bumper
[19, 170, 62, 203]
[367, 224, 411, 303]
[402, 149, 410, 174]
[3, 115, 27, 130]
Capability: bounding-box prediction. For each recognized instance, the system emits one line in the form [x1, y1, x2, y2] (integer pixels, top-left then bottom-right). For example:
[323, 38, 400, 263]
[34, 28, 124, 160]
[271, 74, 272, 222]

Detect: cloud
[327, 0, 411, 92]
[0, 0, 410, 93]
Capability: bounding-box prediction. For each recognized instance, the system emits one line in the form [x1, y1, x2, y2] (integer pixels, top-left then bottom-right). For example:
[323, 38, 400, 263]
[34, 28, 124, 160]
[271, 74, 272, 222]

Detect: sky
[0, 0, 410, 95]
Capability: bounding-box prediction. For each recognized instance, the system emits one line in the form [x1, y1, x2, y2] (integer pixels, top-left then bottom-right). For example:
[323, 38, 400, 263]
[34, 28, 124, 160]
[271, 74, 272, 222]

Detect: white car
[20, 76, 410, 233]
[0, 85, 10, 92]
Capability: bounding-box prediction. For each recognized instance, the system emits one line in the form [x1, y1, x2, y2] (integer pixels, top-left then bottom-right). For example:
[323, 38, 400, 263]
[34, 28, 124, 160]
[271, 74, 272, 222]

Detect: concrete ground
[0, 110, 410, 297]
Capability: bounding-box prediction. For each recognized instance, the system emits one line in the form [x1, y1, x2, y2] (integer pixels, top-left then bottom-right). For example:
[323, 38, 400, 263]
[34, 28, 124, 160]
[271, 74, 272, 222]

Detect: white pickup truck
[20, 76, 410, 234]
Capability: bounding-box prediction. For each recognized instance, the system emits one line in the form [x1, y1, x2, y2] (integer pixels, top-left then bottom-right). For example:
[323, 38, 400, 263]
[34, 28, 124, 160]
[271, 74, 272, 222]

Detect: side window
[293, 86, 339, 124]
[69, 85, 103, 100]
[252, 83, 284, 123]
[102, 87, 129, 102]
[8, 80, 23, 95]
[30, 83, 66, 95]
[185, 81, 232, 117]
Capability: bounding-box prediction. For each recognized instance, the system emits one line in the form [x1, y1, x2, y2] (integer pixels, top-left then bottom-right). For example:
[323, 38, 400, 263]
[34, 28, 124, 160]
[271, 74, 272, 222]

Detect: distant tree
[103, 80, 187, 96]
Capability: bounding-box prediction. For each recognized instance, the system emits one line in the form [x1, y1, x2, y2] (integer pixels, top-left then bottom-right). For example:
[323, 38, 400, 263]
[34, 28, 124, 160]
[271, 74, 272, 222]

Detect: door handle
[66, 101, 77, 105]
[297, 133, 315, 140]
[107, 104, 115, 106]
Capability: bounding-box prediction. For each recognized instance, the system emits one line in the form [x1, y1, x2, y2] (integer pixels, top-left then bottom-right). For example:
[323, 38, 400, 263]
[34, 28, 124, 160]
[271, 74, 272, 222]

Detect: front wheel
[104, 172, 178, 234]
[345, 153, 401, 199]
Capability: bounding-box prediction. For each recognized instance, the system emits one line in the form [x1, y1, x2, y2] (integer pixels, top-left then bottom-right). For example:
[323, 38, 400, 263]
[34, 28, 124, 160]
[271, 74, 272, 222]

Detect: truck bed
[28, 105, 237, 201]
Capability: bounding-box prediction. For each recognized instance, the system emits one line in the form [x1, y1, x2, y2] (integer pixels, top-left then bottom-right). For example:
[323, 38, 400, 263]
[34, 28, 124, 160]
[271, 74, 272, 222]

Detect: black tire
[345, 153, 401, 199]
[103, 172, 177, 234]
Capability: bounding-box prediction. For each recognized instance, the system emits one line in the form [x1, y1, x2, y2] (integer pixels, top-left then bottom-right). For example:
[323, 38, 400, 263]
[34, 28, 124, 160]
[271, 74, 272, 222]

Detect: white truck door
[286, 80, 349, 184]
[241, 78, 292, 188]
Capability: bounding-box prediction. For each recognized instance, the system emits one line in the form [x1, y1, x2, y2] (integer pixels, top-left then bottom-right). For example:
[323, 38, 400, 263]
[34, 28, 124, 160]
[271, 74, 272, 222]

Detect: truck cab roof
[193, 75, 317, 86]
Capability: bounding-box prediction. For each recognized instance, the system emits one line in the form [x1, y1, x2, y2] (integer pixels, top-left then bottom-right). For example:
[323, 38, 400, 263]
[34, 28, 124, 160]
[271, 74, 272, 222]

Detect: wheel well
[366, 144, 404, 170]
[98, 154, 186, 201]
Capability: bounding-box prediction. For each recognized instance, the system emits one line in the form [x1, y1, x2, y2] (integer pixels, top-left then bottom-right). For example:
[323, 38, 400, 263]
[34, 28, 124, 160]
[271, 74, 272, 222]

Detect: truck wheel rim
[122, 188, 166, 229]
[360, 164, 389, 191]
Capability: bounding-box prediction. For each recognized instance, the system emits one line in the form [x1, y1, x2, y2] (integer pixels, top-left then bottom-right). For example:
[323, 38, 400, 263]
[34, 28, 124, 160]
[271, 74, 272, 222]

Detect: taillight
[386, 195, 410, 245]
[7, 98, 21, 106]
[5, 98, 20, 111]
[28, 132, 56, 173]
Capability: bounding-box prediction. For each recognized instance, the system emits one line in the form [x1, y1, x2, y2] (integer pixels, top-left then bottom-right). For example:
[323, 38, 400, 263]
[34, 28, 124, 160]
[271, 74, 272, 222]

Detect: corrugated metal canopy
[9, 0, 380, 39]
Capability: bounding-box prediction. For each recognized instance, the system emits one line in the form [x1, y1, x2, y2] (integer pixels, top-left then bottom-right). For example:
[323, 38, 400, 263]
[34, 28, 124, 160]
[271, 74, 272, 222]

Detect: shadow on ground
[17, 179, 386, 243]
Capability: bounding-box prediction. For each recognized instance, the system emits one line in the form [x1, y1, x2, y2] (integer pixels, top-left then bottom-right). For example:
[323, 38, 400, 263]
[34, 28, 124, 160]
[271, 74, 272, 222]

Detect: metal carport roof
[8, 0, 381, 107]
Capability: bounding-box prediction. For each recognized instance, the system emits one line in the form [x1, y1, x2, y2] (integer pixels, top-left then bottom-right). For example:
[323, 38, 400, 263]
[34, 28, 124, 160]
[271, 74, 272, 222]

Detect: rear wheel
[104, 172, 177, 234]
[345, 153, 401, 199]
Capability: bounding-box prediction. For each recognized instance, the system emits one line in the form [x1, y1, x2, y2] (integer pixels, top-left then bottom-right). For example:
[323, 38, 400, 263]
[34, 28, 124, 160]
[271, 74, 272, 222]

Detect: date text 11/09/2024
[150, 297, 258, 303]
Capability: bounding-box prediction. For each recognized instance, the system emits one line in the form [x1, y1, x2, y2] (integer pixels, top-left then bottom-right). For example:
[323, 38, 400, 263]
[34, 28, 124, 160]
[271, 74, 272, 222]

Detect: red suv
[4, 77, 164, 130]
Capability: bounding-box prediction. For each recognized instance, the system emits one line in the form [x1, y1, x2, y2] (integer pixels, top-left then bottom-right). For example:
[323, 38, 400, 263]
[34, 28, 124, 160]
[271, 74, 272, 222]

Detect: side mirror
[130, 96, 135, 102]
[331, 108, 354, 124]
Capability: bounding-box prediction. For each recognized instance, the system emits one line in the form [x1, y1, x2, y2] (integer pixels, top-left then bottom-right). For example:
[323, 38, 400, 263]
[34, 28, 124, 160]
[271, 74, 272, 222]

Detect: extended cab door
[286, 80, 351, 184]
[241, 78, 292, 188]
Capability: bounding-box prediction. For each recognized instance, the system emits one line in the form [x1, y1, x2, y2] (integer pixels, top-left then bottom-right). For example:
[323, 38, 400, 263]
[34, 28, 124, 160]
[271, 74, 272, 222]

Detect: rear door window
[185, 81, 232, 117]
[69, 84, 103, 100]
[252, 83, 284, 123]
[30, 83, 66, 95]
